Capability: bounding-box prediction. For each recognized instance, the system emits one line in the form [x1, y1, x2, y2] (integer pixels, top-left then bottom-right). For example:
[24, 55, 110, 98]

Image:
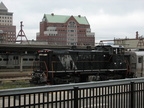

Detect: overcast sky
[2, 0, 144, 43]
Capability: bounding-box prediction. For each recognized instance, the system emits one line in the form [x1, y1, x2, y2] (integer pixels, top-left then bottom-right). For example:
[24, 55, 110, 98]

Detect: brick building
[36, 13, 95, 46]
[0, 2, 16, 43]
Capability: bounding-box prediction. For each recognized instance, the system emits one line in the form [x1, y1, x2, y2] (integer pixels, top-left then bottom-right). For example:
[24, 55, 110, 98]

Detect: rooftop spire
[0, 2, 8, 11]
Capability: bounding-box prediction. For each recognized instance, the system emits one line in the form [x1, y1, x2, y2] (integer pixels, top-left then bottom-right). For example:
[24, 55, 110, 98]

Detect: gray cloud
[2, 0, 144, 42]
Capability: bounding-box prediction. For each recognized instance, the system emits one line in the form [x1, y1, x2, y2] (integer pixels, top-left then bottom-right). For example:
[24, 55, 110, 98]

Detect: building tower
[0, 2, 16, 43]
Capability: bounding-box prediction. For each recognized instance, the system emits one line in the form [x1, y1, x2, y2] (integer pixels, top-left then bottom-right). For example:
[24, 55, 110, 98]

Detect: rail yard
[1, 43, 144, 85]
[1, 43, 144, 108]
[0, 44, 93, 83]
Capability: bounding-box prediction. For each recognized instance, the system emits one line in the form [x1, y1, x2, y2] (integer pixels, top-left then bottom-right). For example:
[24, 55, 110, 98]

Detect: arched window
[68, 21, 77, 28]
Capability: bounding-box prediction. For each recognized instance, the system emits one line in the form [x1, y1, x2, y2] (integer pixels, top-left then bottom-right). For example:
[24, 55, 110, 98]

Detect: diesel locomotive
[30, 45, 132, 84]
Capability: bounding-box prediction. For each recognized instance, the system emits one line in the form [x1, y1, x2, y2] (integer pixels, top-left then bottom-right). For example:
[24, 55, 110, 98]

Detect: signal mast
[16, 21, 29, 44]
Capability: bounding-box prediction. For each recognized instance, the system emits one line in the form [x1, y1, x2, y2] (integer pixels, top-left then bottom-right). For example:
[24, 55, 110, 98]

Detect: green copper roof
[43, 14, 89, 25]
[74, 16, 89, 25]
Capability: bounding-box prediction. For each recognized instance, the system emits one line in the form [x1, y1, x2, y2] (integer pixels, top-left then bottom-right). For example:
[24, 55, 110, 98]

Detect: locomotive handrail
[47, 69, 127, 73]
[43, 61, 49, 78]
[51, 60, 111, 63]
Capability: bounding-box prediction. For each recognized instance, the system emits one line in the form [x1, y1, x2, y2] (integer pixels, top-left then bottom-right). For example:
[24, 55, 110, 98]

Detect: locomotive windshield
[96, 45, 124, 55]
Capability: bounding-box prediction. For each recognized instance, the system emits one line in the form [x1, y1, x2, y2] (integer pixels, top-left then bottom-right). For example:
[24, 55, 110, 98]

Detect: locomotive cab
[107, 45, 126, 69]
[96, 45, 127, 79]
[96, 45, 126, 69]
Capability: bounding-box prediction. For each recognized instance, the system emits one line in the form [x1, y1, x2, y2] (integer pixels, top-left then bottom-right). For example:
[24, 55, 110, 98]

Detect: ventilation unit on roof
[78, 15, 81, 17]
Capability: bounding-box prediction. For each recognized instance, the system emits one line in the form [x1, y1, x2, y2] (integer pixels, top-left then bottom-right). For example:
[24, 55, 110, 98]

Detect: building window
[138, 57, 143, 63]
[68, 21, 77, 28]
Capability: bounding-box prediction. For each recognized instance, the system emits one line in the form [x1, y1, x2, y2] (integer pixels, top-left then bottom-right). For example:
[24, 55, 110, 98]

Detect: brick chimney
[136, 31, 139, 39]
[51, 13, 54, 16]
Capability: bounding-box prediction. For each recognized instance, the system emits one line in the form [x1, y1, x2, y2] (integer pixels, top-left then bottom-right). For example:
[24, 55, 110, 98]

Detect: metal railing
[0, 77, 144, 108]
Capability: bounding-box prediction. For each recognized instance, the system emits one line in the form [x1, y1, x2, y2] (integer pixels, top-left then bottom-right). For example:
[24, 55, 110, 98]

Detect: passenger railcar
[125, 51, 144, 78]
[0, 54, 38, 69]
[30, 45, 130, 84]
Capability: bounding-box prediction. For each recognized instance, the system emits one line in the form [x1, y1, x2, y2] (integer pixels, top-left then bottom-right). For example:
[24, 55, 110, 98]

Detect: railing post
[74, 86, 79, 108]
[130, 81, 135, 108]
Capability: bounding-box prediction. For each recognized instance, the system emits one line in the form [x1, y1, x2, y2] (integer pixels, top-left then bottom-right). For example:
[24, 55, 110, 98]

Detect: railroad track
[0, 71, 32, 82]
[0, 71, 31, 77]
[0, 77, 31, 82]
[0, 74, 31, 78]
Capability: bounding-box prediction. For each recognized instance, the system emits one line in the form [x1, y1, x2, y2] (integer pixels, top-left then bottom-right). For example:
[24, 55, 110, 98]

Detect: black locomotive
[30, 45, 131, 84]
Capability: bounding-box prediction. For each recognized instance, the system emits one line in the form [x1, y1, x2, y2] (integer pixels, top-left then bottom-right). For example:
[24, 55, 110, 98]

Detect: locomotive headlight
[40, 74, 43, 77]
[120, 62, 122, 65]
[103, 55, 106, 57]
[114, 62, 116, 65]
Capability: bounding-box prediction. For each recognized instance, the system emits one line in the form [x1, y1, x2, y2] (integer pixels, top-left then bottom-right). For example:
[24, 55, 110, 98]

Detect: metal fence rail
[0, 77, 144, 108]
